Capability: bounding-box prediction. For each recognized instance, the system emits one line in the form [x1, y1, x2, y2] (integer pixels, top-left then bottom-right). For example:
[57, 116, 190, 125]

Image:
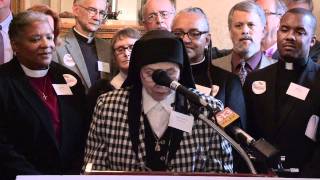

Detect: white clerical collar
[142, 87, 175, 114]
[110, 71, 127, 89]
[285, 62, 294, 70]
[20, 64, 49, 78]
[0, 13, 13, 33]
[190, 56, 206, 66]
[73, 27, 94, 43]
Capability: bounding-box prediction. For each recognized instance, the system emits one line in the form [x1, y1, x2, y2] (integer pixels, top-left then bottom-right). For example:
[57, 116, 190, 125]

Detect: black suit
[243, 59, 320, 177]
[0, 58, 88, 179]
[209, 65, 247, 129]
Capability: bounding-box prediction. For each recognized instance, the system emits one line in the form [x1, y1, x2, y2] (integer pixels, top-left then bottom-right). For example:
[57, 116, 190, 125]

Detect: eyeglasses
[264, 9, 282, 16]
[143, 11, 174, 23]
[172, 30, 208, 40]
[114, 45, 134, 55]
[78, 5, 108, 20]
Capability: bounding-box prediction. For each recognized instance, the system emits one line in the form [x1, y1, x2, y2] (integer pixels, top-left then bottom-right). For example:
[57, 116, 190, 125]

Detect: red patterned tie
[0, 25, 4, 64]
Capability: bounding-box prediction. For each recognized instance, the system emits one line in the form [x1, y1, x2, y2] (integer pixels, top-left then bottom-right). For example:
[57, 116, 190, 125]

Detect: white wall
[176, 0, 242, 49]
[116, 0, 138, 21]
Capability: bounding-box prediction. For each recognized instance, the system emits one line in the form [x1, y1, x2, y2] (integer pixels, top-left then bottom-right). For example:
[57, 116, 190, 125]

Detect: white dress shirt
[110, 71, 127, 89]
[0, 13, 13, 63]
[142, 87, 175, 138]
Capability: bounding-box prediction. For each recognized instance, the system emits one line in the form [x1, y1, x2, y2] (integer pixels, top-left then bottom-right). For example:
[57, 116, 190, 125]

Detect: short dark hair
[283, 8, 317, 34]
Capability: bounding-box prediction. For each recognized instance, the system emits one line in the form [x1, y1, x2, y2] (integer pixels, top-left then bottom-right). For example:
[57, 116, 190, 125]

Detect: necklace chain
[35, 76, 48, 101]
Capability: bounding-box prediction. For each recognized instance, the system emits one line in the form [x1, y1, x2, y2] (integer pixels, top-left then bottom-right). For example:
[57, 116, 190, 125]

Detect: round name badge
[252, 81, 266, 94]
[63, 54, 75, 67]
[63, 74, 77, 87]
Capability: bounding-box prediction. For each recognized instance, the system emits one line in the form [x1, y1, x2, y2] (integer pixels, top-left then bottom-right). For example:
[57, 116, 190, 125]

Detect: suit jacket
[212, 53, 276, 73]
[54, 30, 112, 90]
[243, 60, 320, 177]
[209, 65, 247, 129]
[84, 88, 233, 173]
[0, 58, 88, 178]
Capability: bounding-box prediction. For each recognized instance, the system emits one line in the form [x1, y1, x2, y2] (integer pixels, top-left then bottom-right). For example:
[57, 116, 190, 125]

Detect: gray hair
[9, 11, 50, 42]
[173, 7, 210, 32]
[228, 0, 266, 30]
[111, 27, 141, 53]
[140, 0, 176, 23]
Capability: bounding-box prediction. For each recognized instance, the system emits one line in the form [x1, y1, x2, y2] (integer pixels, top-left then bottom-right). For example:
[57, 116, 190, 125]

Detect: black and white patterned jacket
[84, 88, 233, 173]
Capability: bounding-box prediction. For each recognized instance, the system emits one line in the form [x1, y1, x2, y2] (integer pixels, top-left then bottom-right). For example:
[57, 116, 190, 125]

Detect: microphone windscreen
[152, 69, 172, 87]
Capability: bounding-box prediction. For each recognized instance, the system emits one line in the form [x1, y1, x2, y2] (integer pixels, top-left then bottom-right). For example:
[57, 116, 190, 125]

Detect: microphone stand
[196, 113, 257, 174]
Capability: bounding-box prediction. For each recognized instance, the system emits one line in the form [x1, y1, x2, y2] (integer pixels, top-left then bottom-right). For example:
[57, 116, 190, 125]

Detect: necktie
[239, 61, 248, 85]
[0, 25, 4, 64]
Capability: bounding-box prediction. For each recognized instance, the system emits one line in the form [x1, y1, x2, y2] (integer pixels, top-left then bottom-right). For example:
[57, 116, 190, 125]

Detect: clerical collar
[279, 57, 308, 71]
[285, 62, 294, 70]
[73, 27, 94, 43]
[20, 64, 49, 78]
[142, 87, 175, 114]
[190, 56, 205, 66]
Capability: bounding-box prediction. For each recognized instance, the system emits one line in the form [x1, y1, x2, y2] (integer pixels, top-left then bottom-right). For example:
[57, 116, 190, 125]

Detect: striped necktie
[0, 25, 4, 64]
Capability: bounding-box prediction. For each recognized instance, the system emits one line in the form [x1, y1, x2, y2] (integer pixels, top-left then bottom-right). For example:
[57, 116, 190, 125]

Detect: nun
[84, 30, 233, 173]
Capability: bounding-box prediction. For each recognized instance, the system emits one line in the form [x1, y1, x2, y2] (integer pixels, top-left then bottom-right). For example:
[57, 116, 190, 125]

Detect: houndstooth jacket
[83, 88, 233, 173]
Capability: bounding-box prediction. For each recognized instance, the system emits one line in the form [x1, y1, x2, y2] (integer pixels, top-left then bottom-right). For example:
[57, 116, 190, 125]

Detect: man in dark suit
[172, 7, 247, 173]
[244, 8, 320, 177]
[54, 0, 111, 91]
[0, 11, 88, 179]
[171, 7, 246, 130]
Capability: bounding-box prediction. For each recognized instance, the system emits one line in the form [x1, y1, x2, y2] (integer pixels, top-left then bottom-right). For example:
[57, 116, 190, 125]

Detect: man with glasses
[141, 0, 175, 31]
[54, 0, 111, 91]
[172, 7, 247, 172]
[255, 0, 287, 59]
[213, 1, 276, 85]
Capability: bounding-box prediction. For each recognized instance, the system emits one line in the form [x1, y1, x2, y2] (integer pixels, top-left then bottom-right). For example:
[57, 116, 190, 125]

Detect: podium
[16, 171, 315, 180]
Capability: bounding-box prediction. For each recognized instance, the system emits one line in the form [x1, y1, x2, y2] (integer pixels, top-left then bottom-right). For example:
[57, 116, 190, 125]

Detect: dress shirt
[142, 88, 175, 138]
[0, 13, 13, 63]
[264, 43, 277, 59]
[231, 51, 263, 74]
[110, 71, 127, 89]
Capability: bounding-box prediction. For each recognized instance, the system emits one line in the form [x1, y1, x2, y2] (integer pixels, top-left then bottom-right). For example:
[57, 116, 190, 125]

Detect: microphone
[152, 69, 218, 112]
[152, 69, 279, 162]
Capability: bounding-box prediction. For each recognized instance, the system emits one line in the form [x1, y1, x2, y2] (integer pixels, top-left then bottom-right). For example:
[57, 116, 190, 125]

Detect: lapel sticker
[168, 110, 194, 133]
[305, 114, 319, 142]
[63, 54, 75, 67]
[195, 84, 211, 95]
[211, 85, 220, 97]
[52, 84, 73, 95]
[252, 81, 266, 94]
[63, 74, 77, 87]
[98, 61, 110, 73]
[286, 82, 310, 101]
